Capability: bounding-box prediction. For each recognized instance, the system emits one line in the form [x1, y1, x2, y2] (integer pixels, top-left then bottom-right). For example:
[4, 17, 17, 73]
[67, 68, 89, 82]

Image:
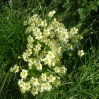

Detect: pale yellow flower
[31, 88, 38, 96]
[30, 77, 39, 86]
[10, 64, 19, 73]
[60, 66, 67, 74]
[41, 73, 47, 81]
[48, 10, 56, 17]
[43, 82, 52, 91]
[78, 50, 84, 57]
[48, 75, 56, 82]
[70, 27, 78, 34]
[18, 79, 25, 88]
[36, 62, 42, 71]
[54, 67, 60, 73]
[20, 69, 28, 79]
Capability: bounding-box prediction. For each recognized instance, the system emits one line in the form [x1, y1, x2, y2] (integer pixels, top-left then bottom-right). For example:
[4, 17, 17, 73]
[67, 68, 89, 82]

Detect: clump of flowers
[10, 10, 84, 96]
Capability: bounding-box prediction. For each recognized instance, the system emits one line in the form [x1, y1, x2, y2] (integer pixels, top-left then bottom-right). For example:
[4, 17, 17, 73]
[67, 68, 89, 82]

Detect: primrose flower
[43, 29, 50, 36]
[53, 77, 60, 87]
[78, 50, 85, 57]
[59, 32, 68, 42]
[48, 10, 56, 17]
[20, 87, 26, 93]
[27, 43, 33, 49]
[70, 27, 78, 35]
[66, 43, 73, 50]
[43, 82, 52, 91]
[27, 35, 34, 43]
[41, 73, 47, 81]
[24, 82, 31, 91]
[14, 64, 19, 73]
[43, 20, 47, 27]
[60, 66, 67, 74]
[10, 64, 19, 73]
[54, 67, 60, 73]
[19, 81, 31, 93]
[26, 48, 32, 56]
[39, 20, 44, 27]
[35, 32, 42, 40]
[46, 51, 55, 59]
[22, 52, 29, 61]
[28, 58, 36, 67]
[30, 77, 39, 86]
[31, 88, 38, 96]
[20, 69, 28, 79]
[36, 62, 42, 71]
[42, 57, 51, 66]
[35, 43, 41, 50]
[48, 75, 56, 82]
[34, 48, 39, 55]
[36, 83, 44, 92]
[18, 79, 25, 88]
[71, 35, 78, 43]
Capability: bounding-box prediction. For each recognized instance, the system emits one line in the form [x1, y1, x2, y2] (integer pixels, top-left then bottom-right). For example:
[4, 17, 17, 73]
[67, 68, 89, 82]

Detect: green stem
[0, 72, 9, 94]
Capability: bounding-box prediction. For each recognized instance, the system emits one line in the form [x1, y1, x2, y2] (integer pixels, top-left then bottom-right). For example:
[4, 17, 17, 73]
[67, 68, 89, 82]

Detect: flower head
[30, 77, 39, 86]
[43, 82, 52, 91]
[60, 66, 67, 74]
[54, 67, 60, 73]
[41, 73, 47, 81]
[10, 64, 19, 73]
[20, 69, 28, 79]
[48, 75, 56, 82]
[48, 10, 56, 17]
[31, 88, 38, 96]
[78, 50, 85, 57]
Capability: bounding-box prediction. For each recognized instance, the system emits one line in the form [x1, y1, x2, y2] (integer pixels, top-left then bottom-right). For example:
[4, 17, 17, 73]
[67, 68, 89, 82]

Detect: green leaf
[97, 1, 99, 5]
[44, 45, 51, 52]
[77, 8, 84, 15]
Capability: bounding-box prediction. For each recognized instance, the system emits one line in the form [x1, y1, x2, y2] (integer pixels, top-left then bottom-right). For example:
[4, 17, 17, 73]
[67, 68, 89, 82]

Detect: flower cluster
[10, 10, 84, 96]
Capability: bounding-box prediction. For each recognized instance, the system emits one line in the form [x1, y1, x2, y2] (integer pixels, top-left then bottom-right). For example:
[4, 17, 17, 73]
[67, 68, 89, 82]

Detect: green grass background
[0, 0, 99, 99]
